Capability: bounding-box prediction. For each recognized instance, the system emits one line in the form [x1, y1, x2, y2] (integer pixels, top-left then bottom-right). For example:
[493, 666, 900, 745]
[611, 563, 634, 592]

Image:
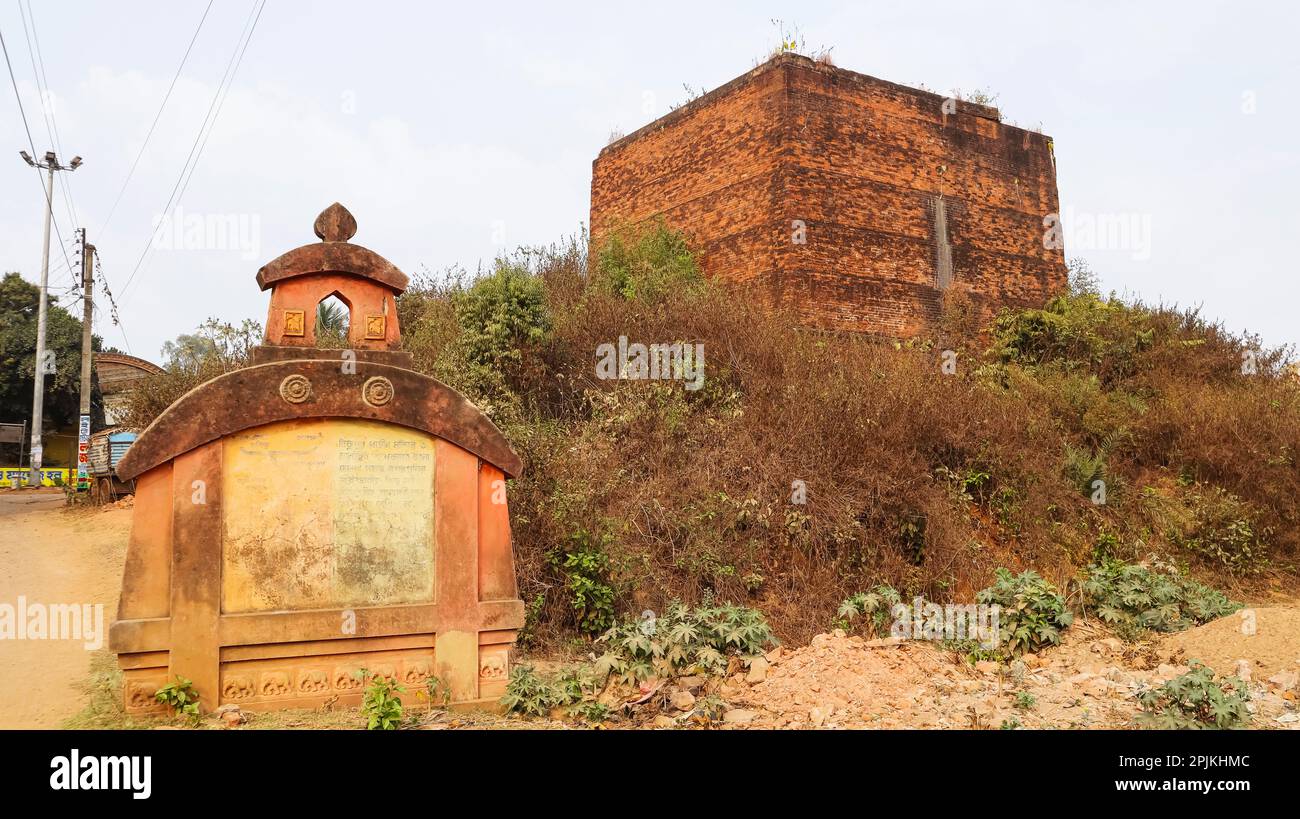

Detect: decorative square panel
[364, 315, 386, 340]
[283, 309, 306, 337]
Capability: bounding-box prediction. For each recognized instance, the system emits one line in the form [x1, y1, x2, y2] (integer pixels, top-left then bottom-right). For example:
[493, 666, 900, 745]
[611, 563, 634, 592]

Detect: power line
[95, 251, 131, 354]
[0, 22, 78, 288]
[120, 0, 265, 302]
[18, 0, 79, 232]
[98, 0, 214, 237]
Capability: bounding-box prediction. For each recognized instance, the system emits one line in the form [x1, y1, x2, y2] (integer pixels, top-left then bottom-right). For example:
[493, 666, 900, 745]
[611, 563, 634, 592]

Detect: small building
[590, 53, 1067, 336]
[95, 353, 163, 425]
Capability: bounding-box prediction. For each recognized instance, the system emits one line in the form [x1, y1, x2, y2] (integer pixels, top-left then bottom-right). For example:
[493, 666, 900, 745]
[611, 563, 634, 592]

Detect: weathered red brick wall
[590, 53, 1066, 336]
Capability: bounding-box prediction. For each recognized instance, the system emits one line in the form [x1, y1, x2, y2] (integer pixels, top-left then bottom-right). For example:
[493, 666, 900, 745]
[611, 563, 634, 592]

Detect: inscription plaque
[221, 417, 436, 613]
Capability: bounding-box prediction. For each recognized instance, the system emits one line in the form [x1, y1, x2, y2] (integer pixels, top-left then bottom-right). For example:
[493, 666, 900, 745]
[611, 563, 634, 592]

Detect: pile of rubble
[696, 615, 1300, 729]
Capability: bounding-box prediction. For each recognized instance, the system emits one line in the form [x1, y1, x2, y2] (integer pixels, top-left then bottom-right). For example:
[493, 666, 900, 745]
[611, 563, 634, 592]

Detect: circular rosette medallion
[361, 376, 395, 407]
[278, 374, 312, 404]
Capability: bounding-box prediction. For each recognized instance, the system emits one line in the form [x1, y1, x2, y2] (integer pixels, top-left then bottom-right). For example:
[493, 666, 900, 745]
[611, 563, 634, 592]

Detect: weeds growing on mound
[501, 603, 774, 720]
[1082, 558, 1242, 639]
[1136, 661, 1250, 730]
[127, 220, 1300, 647]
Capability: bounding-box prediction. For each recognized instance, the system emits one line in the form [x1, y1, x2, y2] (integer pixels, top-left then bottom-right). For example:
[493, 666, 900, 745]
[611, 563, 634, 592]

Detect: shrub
[454, 261, 550, 375]
[1171, 486, 1270, 575]
[546, 528, 616, 635]
[1136, 662, 1250, 729]
[1081, 558, 1241, 637]
[976, 569, 1073, 656]
[989, 293, 1156, 385]
[1062, 444, 1106, 497]
[592, 602, 774, 685]
[501, 665, 568, 717]
[593, 219, 702, 301]
[500, 663, 599, 718]
[836, 585, 902, 636]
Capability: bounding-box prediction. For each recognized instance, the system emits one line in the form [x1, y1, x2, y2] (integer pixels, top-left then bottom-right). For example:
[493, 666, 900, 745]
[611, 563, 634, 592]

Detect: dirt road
[0, 491, 132, 728]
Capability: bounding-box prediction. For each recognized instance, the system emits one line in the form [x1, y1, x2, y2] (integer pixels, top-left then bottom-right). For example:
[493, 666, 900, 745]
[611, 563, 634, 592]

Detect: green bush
[1136, 661, 1250, 729]
[1082, 558, 1241, 638]
[500, 663, 602, 719]
[593, 219, 702, 301]
[546, 528, 616, 635]
[1062, 444, 1106, 497]
[592, 602, 774, 685]
[454, 261, 550, 372]
[836, 585, 902, 637]
[976, 569, 1073, 656]
[989, 292, 1155, 384]
[1171, 486, 1270, 575]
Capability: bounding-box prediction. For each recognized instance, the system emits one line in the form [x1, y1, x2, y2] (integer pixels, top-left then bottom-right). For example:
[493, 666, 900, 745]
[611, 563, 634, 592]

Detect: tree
[123, 318, 262, 429]
[315, 299, 348, 348]
[0, 272, 103, 462]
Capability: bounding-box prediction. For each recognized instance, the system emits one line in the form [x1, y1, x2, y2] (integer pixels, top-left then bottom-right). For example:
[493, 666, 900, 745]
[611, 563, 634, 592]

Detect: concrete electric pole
[19, 149, 82, 486]
[77, 231, 95, 491]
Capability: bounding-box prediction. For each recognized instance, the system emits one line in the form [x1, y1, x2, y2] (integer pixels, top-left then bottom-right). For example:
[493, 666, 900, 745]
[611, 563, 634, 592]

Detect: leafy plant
[423, 674, 451, 708]
[357, 669, 405, 730]
[1063, 444, 1106, 497]
[593, 219, 701, 302]
[547, 528, 616, 634]
[592, 602, 775, 686]
[567, 700, 610, 723]
[836, 585, 902, 636]
[1136, 662, 1250, 729]
[154, 676, 200, 720]
[1171, 486, 1270, 575]
[976, 569, 1073, 656]
[1014, 691, 1036, 711]
[454, 261, 551, 374]
[1082, 558, 1241, 638]
[501, 664, 583, 717]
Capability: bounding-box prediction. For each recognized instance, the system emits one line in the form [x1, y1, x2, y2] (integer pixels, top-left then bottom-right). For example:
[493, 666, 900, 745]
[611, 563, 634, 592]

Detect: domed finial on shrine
[314, 202, 357, 242]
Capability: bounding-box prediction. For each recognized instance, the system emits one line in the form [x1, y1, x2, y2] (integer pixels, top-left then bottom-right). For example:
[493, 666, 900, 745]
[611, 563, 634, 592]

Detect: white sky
[2, 0, 1296, 360]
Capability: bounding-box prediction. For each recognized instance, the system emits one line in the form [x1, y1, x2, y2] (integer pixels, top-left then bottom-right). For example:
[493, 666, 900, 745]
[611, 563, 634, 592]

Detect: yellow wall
[221, 417, 436, 613]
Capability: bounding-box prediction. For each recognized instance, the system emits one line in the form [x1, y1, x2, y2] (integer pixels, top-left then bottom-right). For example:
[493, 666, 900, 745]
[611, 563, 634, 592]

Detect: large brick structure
[590, 53, 1066, 335]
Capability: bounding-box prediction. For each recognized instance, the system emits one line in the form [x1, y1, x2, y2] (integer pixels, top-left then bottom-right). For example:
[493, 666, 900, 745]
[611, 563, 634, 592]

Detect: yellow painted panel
[222, 418, 435, 613]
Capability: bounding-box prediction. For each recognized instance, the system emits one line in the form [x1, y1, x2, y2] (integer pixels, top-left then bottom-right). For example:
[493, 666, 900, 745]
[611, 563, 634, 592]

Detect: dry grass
[123, 227, 1300, 648]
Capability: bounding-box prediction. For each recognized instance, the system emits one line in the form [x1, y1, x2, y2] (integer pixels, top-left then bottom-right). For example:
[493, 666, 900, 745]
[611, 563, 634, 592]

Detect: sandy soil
[1160, 606, 1300, 680]
[0, 490, 132, 728]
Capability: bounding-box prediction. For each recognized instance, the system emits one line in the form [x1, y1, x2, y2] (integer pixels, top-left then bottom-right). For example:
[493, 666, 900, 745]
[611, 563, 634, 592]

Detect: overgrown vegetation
[1136, 661, 1251, 729]
[1082, 558, 1242, 639]
[121, 221, 1300, 647]
[977, 569, 1073, 656]
[501, 603, 774, 720]
[836, 585, 902, 637]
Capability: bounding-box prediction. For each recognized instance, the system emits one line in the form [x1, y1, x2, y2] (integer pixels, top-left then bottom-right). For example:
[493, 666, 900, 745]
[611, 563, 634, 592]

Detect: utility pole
[77, 231, 95, 492]
[19, 149, 82, 487]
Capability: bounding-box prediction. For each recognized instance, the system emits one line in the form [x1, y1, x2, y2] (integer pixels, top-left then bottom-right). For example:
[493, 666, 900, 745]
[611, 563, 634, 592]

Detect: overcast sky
[2, 0, 1296, 361]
